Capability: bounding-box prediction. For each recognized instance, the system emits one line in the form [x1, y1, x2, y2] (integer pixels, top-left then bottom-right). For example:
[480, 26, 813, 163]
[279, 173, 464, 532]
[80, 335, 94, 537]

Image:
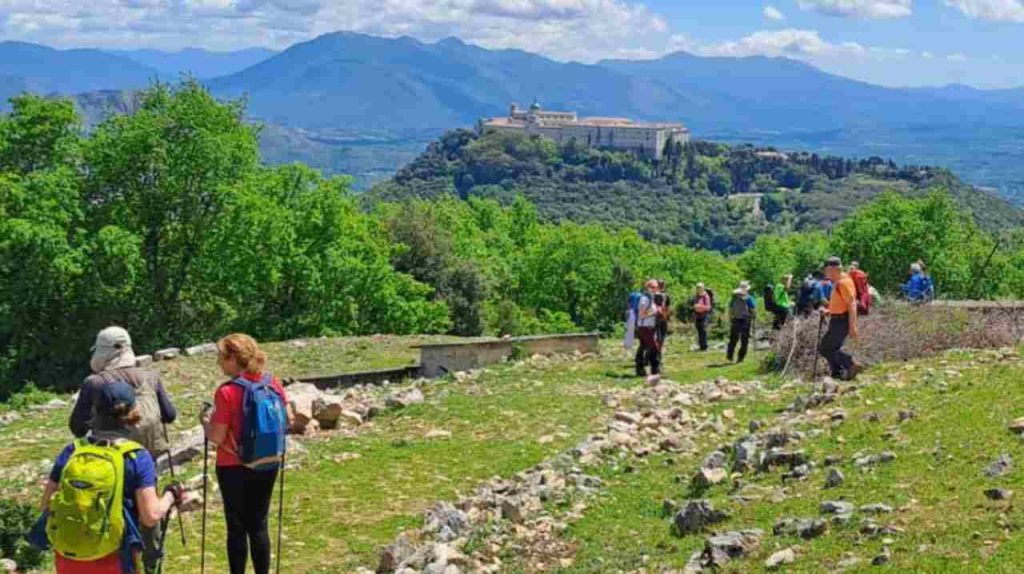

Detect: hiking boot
[845, 363, 862, 381]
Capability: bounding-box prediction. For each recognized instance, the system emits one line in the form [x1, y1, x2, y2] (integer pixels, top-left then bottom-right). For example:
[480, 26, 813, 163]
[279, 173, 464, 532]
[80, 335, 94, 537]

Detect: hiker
[796, 273, 825, 317]
[849, 261, 873, 316]
[819, 257, 860, 380]
[68, 326, 178, 574]
[690, 283, 713, 352]
[202, 334, 292, 574]
[38, 380, 184, 574]
[634, 280, 662, 377]
[767, 274, 794, 330]
[902, 262, 934, 302]
[726, 281, 756, 363]
[653, 279, 672, 348]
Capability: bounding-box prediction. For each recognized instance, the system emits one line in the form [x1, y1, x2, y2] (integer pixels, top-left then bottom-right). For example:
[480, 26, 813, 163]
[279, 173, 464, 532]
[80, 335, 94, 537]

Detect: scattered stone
[825, 468, 845, 488]
[782, 464, 811, 482]
[872, 546, 892, 566]
[820, 500, 855, 518]
[500, 498, 525, 523]
[983, 454, 1013, 478]
[425, 429, 452, 440]
[1009, 417, 1024, 435]
[985, 488, 1013, 501]
[824, 455, 843, 467]
[183, 342, 218, 356]
[153, 347, 181, 361]
[761, 449, 809, 470]
[864, 412, 881, 423]
[614, 411, 642, 425]
[830, 409, 847, 422]
[662, 499, 677, 517]
[703, 450, 728, 470]
[749, 420, 765, 433]
[853, 451, 896, 468]
[860, 503, 893, 514]
[774, 518, 828, 539]
[424, 503, 468, 542]
[379, 535, 416, 573]
[701, 529, 764, 568]
[898, 409, 915, 422]
[733, 438, 759, 472]
[135, 354, 153, 367]
[837, 556, 862, 568]
[692, 467, 728, 489]
[312, 395, 345, 429]
[30, 398, 69, 411]
[765, 548, 796, 569]
[674, 500, 729, 535]
[386, 388, 425, 409]
[0, 412, 20, 426]
[0, 559, 16, 573]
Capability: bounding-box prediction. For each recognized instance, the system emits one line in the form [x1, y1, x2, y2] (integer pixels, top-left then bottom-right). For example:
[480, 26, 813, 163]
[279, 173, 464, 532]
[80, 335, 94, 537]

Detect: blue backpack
[231, 374, 287, 470]
[628, 291, 644, 315]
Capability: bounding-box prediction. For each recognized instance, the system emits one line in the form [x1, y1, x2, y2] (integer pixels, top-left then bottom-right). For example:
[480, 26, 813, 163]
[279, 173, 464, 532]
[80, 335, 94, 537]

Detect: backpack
[850, 269, 871, 316]
[98, 369, 166, 454]
[231, 374, 288, 470]
[47, 438, 143, 561]
[797, 279, 817, 312]
[628, 292, 643, 316]
[921, 275, 935, 301]
[729, 293, 751, 321]
[763, 285, 777, 314]
[706, 289, 715, 316]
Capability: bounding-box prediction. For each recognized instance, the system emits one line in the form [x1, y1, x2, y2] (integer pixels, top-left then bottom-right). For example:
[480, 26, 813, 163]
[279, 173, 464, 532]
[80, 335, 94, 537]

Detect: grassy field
[4, 332, 1024, 573]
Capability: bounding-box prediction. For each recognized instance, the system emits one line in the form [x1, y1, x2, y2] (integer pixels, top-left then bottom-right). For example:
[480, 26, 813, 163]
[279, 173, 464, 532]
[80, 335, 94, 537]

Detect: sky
[1, 0, 1022, 88]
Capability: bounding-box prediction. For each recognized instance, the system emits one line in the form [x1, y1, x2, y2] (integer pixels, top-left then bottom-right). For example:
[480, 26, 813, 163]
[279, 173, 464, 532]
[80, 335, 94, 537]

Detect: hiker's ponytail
[217, 333, 267, 375]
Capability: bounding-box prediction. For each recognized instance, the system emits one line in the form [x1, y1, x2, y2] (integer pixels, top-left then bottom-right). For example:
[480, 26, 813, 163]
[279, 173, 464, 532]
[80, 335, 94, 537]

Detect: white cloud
[797, 0, 913, 19]
[922, 50, 934, 59]
[947, 52, 968, 61]
[763, 5, 785, 20]
[0, 0, 684, 62]
[699, 28, 867, 59]
[944, 0, 1024, 22]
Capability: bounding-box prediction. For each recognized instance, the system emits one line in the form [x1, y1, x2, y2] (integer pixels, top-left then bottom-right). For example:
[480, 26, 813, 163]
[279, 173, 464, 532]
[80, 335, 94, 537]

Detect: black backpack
[797, 279, 817, 311]
[763, 285, 777, 313]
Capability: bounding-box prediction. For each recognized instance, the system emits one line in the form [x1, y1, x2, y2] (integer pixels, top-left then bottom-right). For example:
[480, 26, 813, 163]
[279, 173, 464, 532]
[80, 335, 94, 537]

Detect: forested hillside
[368, 129, 1024, 252]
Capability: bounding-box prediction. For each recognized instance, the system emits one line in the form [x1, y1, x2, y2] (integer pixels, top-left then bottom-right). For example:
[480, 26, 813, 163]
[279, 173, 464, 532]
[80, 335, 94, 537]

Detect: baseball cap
[96, 380, 137, 417]
[824, 256, 842, 268]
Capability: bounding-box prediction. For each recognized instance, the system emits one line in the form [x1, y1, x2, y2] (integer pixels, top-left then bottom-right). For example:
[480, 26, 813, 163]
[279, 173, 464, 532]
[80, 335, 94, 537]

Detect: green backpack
[47, 438, 142, 561]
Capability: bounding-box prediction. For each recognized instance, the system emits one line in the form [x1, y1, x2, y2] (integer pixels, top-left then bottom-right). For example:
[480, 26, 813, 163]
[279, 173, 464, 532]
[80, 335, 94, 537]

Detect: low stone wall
[418, 339, 514, 378]
[296, 366, 422, 390]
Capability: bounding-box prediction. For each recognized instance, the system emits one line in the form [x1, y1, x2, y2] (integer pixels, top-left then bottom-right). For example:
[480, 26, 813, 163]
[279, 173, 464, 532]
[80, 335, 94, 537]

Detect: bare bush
[771, 301, 1024, 378]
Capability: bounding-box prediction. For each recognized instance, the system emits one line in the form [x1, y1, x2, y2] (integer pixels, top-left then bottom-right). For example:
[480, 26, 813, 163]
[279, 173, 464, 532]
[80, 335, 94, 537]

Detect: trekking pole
[161, 423, 187, 548]
[200, 402, 212, 574]
[811, 313, 826, 381]
[275, 441, 288, 574]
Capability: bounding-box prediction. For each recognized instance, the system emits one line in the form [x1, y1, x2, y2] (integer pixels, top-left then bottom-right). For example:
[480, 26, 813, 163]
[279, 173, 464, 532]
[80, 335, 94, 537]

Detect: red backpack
[850, 269, 871, 316]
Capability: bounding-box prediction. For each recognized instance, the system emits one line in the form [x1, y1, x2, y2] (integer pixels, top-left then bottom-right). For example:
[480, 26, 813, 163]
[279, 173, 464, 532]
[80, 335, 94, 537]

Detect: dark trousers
[727, 318, 751, 363]
[772, 310, 790, 330]
[635, 326, 661, 376]
[694, 315, 709, 351]
[819, 314, 854, 378]
[217, 465, 279, 574]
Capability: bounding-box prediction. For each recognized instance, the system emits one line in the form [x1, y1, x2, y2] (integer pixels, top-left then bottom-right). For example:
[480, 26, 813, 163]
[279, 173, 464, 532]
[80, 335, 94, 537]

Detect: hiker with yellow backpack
[36, 380, 184, 573]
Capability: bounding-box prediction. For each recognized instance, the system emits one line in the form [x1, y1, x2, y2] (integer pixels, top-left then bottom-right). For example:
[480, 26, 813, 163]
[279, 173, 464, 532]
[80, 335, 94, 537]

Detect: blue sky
[1, 1, 1021, 88]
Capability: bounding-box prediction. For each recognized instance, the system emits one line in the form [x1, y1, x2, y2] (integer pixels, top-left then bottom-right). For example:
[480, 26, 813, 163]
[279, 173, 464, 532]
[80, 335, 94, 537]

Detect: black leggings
[216, 465, 279, 574]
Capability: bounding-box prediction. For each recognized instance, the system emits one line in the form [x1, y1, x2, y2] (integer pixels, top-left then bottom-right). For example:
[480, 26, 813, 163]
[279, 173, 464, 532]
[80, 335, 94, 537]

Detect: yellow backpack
[47, 439, 142, 561]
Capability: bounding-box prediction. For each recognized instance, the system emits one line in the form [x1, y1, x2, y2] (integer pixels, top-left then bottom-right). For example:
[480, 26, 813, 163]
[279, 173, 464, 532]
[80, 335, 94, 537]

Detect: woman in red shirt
[202, 334, 291, 574]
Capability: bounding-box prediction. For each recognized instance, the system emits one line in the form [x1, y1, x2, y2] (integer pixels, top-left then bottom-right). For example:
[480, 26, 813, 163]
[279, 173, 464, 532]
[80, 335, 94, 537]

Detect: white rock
[153, 348, 181, 361]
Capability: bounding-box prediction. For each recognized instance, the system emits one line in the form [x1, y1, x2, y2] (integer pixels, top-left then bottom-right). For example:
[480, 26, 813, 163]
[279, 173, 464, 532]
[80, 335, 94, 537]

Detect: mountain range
[1, 33, 1022, 199]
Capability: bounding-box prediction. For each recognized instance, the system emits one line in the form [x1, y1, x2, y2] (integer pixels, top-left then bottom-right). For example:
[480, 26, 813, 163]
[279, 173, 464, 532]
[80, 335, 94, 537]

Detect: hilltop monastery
[479, 101, 690, 160]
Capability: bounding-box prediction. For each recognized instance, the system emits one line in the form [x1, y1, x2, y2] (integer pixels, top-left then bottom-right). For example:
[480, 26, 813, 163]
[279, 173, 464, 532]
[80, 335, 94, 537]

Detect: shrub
[772, 301, 1023, 378]
[0, 499, 46, 569]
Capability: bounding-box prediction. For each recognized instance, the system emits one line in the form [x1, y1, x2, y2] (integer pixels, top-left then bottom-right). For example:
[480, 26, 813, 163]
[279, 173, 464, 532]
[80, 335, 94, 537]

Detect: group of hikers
[625, 257, 936, 382]
[28, 327, 290, 574]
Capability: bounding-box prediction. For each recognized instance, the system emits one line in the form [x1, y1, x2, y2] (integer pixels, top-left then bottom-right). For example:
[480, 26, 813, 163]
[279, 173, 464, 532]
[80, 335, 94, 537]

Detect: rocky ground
[4, 335, 1024, 573]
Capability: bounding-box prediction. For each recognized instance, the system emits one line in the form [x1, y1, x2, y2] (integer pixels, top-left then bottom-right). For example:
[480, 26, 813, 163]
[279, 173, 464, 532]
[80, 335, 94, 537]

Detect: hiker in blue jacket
[902, 262, 934, 302]
[726, 281, 757, 363]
